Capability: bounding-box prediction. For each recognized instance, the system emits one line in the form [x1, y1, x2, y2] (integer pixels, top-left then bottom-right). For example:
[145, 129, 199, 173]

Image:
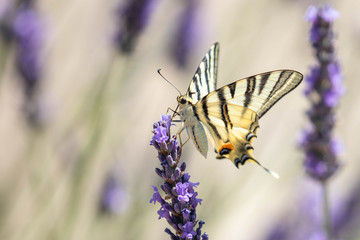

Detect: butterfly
[175, 42, 303, 177]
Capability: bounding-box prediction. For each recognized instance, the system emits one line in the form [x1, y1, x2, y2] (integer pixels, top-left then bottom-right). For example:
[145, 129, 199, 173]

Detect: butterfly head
[177, 95, 188, 105]
[176, 95, 196, 120]
[177, 95, 195, 109]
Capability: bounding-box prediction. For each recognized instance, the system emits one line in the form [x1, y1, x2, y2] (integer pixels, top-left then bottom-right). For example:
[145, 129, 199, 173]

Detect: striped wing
[195, 70, 303, 167]
[186, 43, 219, 102]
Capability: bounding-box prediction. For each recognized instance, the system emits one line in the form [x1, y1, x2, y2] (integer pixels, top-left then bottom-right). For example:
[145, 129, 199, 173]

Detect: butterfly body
[176, 42, 303, 173]
[177, 95, 209, 157]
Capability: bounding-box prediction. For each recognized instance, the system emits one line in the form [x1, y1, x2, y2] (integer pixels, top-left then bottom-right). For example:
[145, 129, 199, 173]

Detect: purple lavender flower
[181, 222, 196, 239]
[150, 115, 208, 239]
[115, 0, 157, 53]
[176, 182, 193, 203]
[301, 5, 344, 182]
[171, 0, 200, 68]
[13, 2, 44, 100]
[299, 5, 344, 240]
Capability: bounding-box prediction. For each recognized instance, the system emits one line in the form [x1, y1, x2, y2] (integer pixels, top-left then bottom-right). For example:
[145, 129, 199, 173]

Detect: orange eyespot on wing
[217, 142, 234, 157]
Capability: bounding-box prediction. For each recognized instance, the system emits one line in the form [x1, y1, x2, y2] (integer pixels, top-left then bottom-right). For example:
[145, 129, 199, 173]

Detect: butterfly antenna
[157, 69, 182, 95]
[252, 159, 280, 179]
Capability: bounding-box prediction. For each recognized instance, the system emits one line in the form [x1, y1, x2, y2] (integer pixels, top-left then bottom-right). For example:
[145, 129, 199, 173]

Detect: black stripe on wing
[258, 72, 270, 95]
[244, 76, 256, 108]
[217, 88, 232, 130]
[201, 96, 222, 139]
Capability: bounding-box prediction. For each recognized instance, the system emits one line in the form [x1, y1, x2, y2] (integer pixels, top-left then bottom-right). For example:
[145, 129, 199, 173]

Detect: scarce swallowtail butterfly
[176, 42, 303, 178]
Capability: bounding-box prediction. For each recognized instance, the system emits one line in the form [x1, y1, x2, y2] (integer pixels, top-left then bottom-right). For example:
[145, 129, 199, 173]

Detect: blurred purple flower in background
[302, 4, 344, 239]
[301, 5, 344, 181]
[115, 0, 158, 53]
[150, 115, 208, 240]
[298, 5, 344, 240]
[100, 169, 130, 215]
[13, 1, 44, 100]
[265, 179, 360, 240]
[265, 5, 348, 240]
[171, 0, 200, 68]
[0, 0, 14, 44]
[10, 0, 47, 126]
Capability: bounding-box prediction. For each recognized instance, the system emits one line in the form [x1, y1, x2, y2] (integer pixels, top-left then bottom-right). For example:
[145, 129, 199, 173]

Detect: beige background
[0, 0, 359, 239]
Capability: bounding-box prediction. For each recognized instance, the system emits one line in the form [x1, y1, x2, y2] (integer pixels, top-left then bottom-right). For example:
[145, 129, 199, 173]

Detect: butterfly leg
[166, 107, 176, 114]
[166, 105, 179, 119]
[175, 125, 190, 148]
[182, 136, 190, 146]
[178, 132, 190, 148]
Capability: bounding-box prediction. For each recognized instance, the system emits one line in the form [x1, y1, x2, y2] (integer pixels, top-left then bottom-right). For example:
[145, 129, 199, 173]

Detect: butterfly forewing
[204, 70, 303, 118]
[186, 43, 219, 102]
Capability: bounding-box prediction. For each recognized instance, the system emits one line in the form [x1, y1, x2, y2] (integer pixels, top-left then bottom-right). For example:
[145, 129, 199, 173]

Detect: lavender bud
[173, 202, 181, 214]
[166, 155, 175, 167]
[164, 165, 172, 178]
[162, 183, 172, 195]
[173, 167, 181, 180]
[155, 168, 163, 177]
[180, 162, 186, 171]
[171, 186, 178, 196]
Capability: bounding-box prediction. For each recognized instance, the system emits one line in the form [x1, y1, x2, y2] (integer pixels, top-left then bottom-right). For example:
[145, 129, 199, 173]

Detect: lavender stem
[322, 182, 332, 240]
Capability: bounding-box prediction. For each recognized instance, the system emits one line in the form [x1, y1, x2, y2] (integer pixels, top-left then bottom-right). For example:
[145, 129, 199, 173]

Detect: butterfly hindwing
[196, 100, 260, 167]
[185, 121, 209, 158]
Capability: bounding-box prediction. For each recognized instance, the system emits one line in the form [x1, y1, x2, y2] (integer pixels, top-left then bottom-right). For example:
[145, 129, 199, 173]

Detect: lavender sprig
[150, 115, 208, 240]
[13, 1, 44, 100]
[301, 5, 344, 239]
[12, 1, 45, 126]
[301, 5, 344, 182]
[171, 0, 200, 68]
[115, 0, 157, 54]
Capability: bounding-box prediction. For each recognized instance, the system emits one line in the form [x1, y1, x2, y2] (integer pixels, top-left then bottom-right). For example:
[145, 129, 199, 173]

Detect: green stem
[0, 41, 11, 91]
[322, 181, 332, 240]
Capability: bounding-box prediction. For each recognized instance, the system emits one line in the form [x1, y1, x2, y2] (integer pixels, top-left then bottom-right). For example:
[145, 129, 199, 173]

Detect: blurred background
[0, 0, 359, 239]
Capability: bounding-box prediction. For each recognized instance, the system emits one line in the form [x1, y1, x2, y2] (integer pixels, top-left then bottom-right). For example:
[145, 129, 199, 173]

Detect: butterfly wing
[186, 42, 219, 102]
[181, 43, 219, 158]
[195, 70, 303, 167]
